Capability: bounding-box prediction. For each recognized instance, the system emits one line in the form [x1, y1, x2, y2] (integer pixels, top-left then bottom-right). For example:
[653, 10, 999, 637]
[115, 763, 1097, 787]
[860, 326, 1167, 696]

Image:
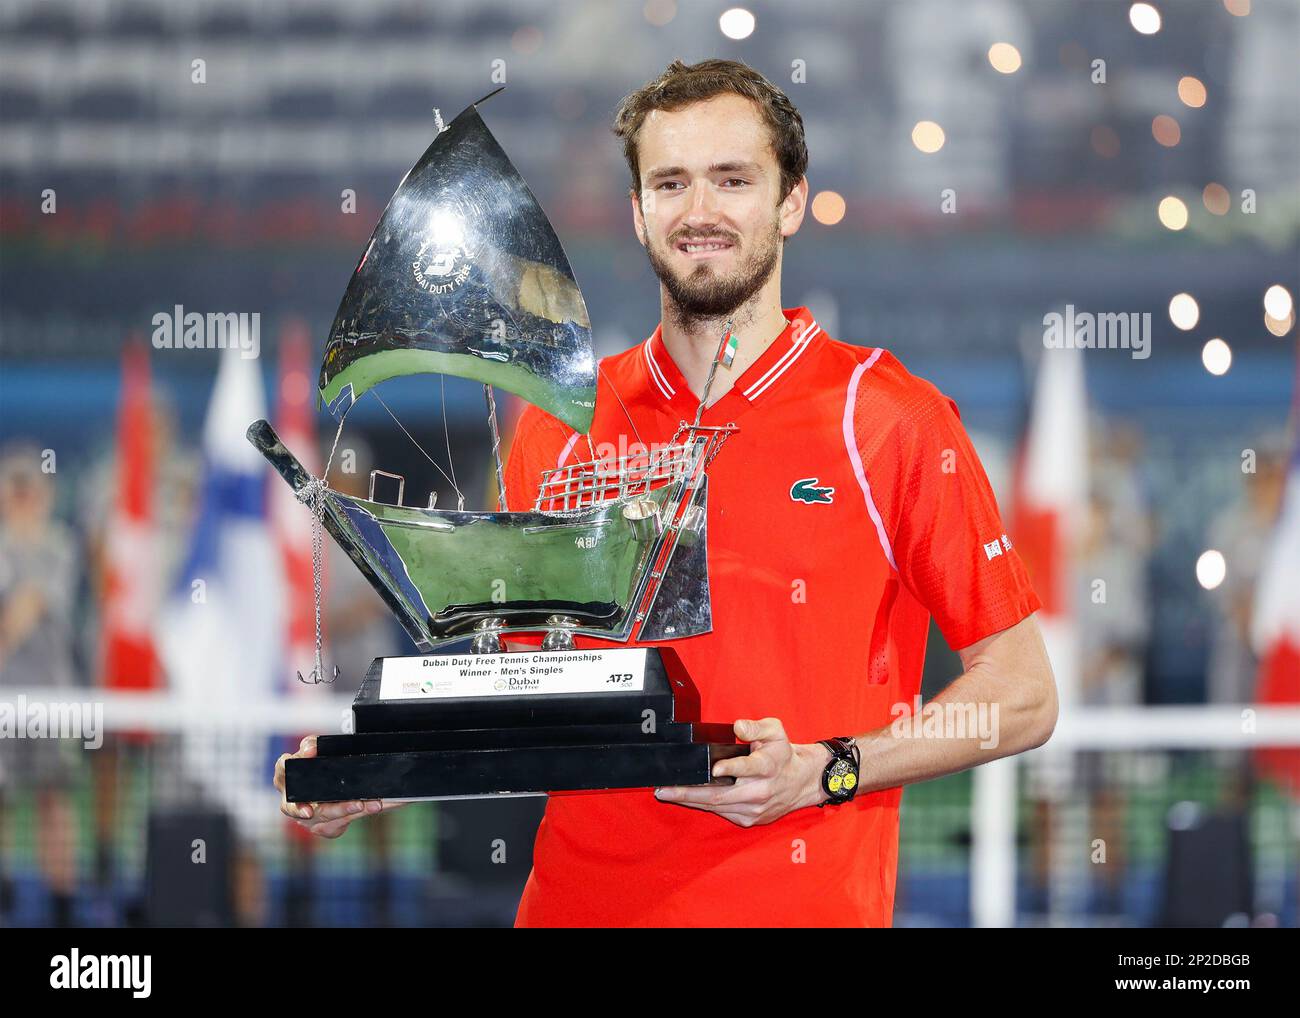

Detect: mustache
[669, 229, 739, 245]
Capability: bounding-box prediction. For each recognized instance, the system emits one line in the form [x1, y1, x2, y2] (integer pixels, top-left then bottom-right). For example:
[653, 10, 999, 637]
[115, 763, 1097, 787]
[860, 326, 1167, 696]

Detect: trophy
[248, 88, 746, 802]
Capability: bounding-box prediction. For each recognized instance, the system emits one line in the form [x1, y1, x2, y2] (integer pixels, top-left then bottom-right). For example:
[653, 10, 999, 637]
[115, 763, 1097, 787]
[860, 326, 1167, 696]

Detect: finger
[712, 748, 779, 780]
[274, 753, 289, 792]
[280, 798, 314, 821]
[310, 815, 357, 839]
[668, 799, 759, 825]
[736, 717, 787, 744]
[655, 779, 769, 808]
[298, 735, 318, 758]
[310, 800, 368, 822]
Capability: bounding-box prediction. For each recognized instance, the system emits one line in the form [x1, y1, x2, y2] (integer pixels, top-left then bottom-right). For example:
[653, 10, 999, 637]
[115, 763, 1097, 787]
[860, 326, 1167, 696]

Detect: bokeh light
[1158, 195, 1188, 230]
[1152, 114, 1181, 147]
[1201, 338, 1231, 376]
[510, 25, 543, 54]
[1201, 183, 1230, 215]
[1264, 310, 1296, 338]
[811, 190, 846, 226]
[912, 121, 946, 153]
[719, 7, 755, 39]
[1196, 550, 1227, 590]
[1169, 293, 1200, 330]
[988, 43, 1022, 74]
[643, 0, 676, 27]
[1178, 76, 1207, 108]
[1263, 284, 1293, 320]
[1130, 3, 1162, 34]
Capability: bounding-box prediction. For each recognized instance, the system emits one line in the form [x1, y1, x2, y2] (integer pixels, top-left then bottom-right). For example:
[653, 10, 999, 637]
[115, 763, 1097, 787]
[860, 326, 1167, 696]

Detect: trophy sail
[318, 87, 596, 434]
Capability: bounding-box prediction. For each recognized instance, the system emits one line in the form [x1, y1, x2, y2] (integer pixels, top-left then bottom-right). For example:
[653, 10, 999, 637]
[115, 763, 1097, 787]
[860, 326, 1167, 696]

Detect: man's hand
[274, 735, 407, 839]
[653, 718, 831, 827]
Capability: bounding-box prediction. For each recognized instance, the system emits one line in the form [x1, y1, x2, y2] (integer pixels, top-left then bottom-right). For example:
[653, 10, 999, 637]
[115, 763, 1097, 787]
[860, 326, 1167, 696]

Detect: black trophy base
[284, 648, 746, 803]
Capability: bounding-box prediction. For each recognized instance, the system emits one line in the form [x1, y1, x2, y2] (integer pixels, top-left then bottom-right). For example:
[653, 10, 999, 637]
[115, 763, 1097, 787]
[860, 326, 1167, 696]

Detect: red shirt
[503, 306, 1040, 926]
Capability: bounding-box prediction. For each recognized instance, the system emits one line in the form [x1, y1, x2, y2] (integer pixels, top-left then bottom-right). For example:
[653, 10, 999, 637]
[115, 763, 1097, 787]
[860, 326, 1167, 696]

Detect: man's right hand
[274, 735, 405, 839]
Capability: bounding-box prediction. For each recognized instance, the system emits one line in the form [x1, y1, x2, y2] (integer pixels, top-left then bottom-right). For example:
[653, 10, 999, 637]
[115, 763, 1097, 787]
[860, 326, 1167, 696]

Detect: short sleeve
[854, 378, 1040, 650]
[502, 403, 578, 513]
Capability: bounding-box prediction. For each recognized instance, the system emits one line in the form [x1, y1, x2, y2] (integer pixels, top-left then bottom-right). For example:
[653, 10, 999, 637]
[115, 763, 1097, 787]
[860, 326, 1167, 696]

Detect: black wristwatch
[817, 736, 861, 806]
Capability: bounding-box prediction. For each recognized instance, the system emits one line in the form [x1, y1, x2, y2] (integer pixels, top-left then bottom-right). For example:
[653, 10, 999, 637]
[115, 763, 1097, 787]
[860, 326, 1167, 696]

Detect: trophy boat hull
[247, 419, 714, 651]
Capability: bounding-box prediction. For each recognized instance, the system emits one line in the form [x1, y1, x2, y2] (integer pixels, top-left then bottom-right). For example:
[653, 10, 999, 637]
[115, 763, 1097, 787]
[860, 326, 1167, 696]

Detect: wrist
[801, 741, 833, 809]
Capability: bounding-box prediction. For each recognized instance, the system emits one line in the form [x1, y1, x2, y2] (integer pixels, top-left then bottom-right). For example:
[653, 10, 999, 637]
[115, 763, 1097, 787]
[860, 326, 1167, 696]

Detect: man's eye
[722, 179, 750, 187]
[655, 181, 684, 191]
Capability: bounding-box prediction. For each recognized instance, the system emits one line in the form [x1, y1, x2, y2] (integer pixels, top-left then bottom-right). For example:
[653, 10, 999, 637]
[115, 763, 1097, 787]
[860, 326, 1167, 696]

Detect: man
[0, 445, 80, 927]
[276, 58, 1056, 927]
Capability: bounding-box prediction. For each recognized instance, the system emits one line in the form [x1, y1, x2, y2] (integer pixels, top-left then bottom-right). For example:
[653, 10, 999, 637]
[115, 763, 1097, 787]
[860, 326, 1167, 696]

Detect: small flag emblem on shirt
[718, 330, 738, 368]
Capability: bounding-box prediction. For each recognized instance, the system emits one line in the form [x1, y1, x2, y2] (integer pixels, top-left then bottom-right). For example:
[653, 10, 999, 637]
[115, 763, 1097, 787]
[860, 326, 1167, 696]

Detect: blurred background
[0, 0, 1298, 928]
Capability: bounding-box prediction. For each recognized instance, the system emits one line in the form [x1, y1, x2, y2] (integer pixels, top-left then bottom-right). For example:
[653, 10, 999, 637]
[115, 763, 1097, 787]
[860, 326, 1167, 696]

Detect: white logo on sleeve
[984, 534, 1013, 561]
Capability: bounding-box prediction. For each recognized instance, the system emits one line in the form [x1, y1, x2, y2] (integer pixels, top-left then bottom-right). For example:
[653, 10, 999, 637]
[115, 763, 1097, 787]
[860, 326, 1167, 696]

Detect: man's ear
[779, 176, 809, 239]
[630, 187, 648, 249]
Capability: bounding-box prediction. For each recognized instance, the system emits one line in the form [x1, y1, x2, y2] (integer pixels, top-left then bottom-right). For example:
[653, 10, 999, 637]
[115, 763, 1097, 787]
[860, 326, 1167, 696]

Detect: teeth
[683, 243, 729, 252]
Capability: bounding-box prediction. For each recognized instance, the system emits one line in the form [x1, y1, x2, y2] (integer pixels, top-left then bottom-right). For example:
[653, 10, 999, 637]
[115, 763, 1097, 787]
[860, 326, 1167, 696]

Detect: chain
[694, 318, 735, 427]
[294, 478, 336, 684]
[292, 414, 347, 685]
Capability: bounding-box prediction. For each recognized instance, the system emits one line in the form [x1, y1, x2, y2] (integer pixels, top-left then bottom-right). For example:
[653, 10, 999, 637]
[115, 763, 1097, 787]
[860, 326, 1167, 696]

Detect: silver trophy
[247, 89, 744, 801]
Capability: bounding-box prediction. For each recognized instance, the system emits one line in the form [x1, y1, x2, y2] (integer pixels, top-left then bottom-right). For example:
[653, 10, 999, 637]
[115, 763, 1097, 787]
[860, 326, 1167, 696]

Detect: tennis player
[275, 58, 1057, 927]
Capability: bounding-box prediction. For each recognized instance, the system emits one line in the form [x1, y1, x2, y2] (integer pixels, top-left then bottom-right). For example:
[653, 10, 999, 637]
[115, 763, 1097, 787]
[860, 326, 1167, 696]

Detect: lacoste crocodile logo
[790, 477, 835, 505]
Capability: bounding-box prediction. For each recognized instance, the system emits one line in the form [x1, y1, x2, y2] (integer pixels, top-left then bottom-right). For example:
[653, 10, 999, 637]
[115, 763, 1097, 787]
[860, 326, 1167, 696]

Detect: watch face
[825, 757, 857, 798]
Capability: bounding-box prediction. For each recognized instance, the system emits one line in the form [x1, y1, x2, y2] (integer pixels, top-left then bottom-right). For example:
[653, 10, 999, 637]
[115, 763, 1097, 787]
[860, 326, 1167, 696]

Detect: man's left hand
[653, 717, 831, 827]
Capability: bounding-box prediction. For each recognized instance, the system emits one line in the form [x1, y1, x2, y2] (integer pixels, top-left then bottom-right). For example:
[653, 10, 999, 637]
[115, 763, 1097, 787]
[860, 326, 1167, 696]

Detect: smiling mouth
[676, 239, 735, 257]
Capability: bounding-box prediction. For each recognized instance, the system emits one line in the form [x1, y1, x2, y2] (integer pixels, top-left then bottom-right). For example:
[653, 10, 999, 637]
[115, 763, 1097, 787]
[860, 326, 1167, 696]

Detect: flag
[156, 340, 284, 842]
[1251, 351, 1300, 794]
[100, 339, 162, 696]
[271, 318, 323, 690]
[1011, 345, 1088, 709]
[717, 327, 738, 368]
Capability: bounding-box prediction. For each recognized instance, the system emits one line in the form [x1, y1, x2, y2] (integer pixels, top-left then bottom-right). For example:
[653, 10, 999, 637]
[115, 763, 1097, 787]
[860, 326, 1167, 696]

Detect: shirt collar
[640, 306, 823, 416]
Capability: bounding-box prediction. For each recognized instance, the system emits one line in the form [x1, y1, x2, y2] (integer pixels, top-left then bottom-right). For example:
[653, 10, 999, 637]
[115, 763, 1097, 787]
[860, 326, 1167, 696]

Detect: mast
[484, 383, 507, 511]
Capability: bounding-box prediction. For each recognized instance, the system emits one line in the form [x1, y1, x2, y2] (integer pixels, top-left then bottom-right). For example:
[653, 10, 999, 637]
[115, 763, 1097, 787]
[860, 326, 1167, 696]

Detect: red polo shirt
[502, 306, 1040, 927]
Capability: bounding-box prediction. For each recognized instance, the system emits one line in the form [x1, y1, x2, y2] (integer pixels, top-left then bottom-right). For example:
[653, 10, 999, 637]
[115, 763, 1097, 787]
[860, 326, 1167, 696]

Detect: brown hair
[612, 58, 808, 204]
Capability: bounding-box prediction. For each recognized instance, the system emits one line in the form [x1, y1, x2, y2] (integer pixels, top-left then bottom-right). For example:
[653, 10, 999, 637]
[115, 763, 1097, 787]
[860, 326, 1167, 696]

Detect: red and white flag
[1011, 345, 1088, 708]
[270, 317, 324, 693]
[100, 339, 162, 693]
[1251, 348, 1300, 793]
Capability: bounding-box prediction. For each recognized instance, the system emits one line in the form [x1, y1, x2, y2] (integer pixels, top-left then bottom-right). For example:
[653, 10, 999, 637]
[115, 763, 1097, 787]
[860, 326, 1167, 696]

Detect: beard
[643, 219, 781, 332]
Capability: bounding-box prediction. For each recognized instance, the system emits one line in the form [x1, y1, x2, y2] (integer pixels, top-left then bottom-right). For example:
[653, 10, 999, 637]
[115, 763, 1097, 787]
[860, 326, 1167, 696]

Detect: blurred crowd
[0, 380, 1292, 925]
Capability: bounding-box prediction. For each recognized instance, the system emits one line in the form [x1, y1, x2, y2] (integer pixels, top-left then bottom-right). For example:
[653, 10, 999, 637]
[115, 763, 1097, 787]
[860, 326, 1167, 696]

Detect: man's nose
[683, 179, 721, 226]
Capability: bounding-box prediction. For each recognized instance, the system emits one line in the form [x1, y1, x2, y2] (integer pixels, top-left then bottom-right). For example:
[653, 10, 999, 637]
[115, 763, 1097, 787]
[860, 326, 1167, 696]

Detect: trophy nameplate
[284, 647, 744, 802]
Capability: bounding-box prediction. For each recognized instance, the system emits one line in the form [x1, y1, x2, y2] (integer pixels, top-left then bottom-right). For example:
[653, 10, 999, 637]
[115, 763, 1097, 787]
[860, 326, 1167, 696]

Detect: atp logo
[790, 477, 835, 505]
